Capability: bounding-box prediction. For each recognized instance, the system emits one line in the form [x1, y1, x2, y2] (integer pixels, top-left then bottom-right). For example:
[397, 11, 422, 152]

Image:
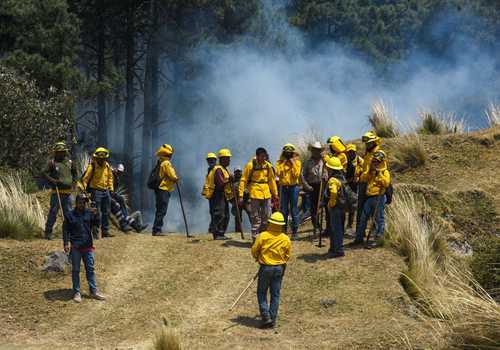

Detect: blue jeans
[111, 192, 129, 218]
[301, 192, 311, 219]
[280, 185, 300, 234]
[328, 206, 345, 254]
[70, 250, 97, 294]
[153, 189, 171, 233]
[90, 189, 111, 234]
[355, 195, 386, 241]
[257, 265, 285, 322]
[44, 193, 73, 239]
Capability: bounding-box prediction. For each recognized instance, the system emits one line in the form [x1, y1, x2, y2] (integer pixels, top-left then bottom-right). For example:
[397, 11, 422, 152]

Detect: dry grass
[386, 189, 500, 350]
[389, 134, 427, 172]
[76, 151, 91, 177]
[152, 326, 182, 350]
[290, 126, 324, 162]
[417, 111, 466, 135]
[0, 174, 44, 239]
[485, 103, 500, 127]
[368, 99, 400, 138]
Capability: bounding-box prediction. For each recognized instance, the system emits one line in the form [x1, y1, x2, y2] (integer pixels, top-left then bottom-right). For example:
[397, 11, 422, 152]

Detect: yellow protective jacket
[360, 165, 391, 196]
[326, 177, 342, 208]
[202, 166, 215, 198]
[251, 230, 291, 265]
[205, 165, 234, 200]
[158, 158, 178, 192]
[239, 159, 278, 200]
[82, 160, 114, 191]
[276, 158, 301, 186]
[361, 145, 389, 174]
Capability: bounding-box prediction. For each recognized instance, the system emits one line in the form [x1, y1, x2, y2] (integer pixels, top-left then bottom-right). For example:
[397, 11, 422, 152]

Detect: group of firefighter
[42, 130, 391, 324]
[202, 131, 391, 256]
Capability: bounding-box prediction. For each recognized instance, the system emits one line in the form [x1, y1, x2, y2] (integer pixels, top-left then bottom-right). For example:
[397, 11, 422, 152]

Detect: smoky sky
[152, 4, 500, 233]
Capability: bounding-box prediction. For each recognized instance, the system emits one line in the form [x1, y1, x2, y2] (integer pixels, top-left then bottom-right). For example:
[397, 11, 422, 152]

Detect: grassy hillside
[0, 128, 499, 350]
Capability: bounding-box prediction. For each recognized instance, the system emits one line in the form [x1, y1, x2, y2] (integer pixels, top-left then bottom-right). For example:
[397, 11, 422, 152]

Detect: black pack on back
[385, 183, 394, 205]
[147, 161, 162, 190]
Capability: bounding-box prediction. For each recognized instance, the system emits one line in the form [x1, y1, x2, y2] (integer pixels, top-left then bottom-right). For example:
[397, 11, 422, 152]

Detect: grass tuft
[390, 134, 427, 172]
[418, 111, 466, 135]
[485, 103, 500, 127]
[290, 126, 324, 163]
[76, 152, 91, 178]
[386, 189, 500, 349]
[368, 99, 400, 138]
[0, 174, 44, 239]
[152, 326, 182, 350]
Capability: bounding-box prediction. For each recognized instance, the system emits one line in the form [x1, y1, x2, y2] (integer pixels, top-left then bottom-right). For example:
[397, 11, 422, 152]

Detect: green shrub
[418, 111, 465, 135]
[470, 235, 500, 297]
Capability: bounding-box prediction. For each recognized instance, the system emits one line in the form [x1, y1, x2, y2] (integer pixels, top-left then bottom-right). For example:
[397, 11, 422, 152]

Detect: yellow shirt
[324, 152, 348, 170]
[362, 146, 389, 174]
[360, 166, 391, 196]
[251, 230, 292, 265]
[276, 158, 301, 186]
[239, 159, 278, 199]
[327, 177, 342, 208]
[158, 158, 178, 192]
[82, 161, 114, 191]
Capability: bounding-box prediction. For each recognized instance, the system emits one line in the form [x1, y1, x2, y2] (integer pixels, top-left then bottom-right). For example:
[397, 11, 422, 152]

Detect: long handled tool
[316, 166, 325, 248]
[55, 185, 65, 217]
[231, 187, 245, 240]
[176, 182, 192, 238]
[229, 271, 259, 311]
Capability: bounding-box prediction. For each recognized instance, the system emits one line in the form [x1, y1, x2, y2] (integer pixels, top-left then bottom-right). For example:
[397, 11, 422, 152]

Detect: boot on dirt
[261, 315, 273, 329]
[152, 232, 168, 236]
[73, 292, 82, 303]
[90, 291, 106, 301]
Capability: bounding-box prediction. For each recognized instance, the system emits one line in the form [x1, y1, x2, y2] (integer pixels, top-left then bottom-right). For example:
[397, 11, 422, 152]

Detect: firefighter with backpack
[202, 152, 218, 235]
[81, 147, 114, 238]
[148, 144, 178, 236]
[323, 157, 357, 258]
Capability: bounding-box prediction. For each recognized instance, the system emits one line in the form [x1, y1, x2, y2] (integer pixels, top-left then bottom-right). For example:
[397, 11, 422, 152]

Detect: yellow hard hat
[282, 143, 296, 152]
[326, 156, 343, 170]
[268, 211, 286, 226]
[93, 147, 110, 158]
[206, 152, 217, 159]
[346, 144, 357, 152]
[53, 142, 69, 153]
[218, 148, 232, 158]
[327, 136, 346, 153]
[362, 131, 381, 145]
[156, 144, 174, 157]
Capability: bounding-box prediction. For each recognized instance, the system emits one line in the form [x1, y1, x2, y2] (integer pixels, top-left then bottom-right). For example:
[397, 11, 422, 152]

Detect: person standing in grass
[63, 194, 106, 303]
[43, 142, 76, 240]
[251, 212, 291, 329]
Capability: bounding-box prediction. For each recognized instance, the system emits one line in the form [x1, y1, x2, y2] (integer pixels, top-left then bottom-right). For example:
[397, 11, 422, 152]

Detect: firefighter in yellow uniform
[324, 136, 348, 170]
[345, 143, 364, 231]
[206, 148, 234, 240]
[152, 144, 178, 236]
[354, 150, 391, 245]
[276, 144, 301, 240]
[202, 152, 218, 235]
[239, 147, 278, 241]
[82, 147, 114, 238]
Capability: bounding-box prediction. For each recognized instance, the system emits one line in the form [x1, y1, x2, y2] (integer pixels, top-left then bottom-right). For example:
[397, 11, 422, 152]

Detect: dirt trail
[0, 230, 434, 350]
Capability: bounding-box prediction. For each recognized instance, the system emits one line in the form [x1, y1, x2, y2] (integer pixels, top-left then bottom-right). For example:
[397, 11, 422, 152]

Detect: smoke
[151, 3, 500, 233]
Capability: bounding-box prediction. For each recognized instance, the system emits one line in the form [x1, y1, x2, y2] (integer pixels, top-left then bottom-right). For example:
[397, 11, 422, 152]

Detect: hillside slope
[0, 129, 499, 350]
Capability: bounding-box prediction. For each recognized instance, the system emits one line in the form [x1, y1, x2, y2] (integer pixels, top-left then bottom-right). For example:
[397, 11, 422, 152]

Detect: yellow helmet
[53, 142, 69, 153]
[156, 144, 174, 157]
[362, 131, 381, 145]
[325, 156, 343, 170]
[206, 152, 217, 160]
[218, 148, 232, 158]
[282, 143, 296, 152]
[327, 136, 346, 153]
[346, 143, 357, 152]
[93, 147, 110, 159]
[268, 211, 286, 226]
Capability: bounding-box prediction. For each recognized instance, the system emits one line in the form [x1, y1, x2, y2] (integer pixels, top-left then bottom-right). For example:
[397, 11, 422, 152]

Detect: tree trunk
[96, 5, 107, 146]
[124, 4, 136, 207]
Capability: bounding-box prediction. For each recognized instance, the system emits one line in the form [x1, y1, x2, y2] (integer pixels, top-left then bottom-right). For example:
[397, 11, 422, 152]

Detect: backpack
[385, 183, 393, 205]
[147, 161, 162, 190]
[336, 181, 357, 210]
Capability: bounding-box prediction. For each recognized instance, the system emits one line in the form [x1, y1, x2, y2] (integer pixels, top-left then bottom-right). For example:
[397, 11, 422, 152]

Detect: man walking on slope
[239, 148, 278, 241]
[202, 152, 218, 235]
[276, 144, 302, 240]
[251, 211, 291, 329]
[82, 147, 114, 238]
[43, 141, 76, 240]
[152, 144, 178, 236]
